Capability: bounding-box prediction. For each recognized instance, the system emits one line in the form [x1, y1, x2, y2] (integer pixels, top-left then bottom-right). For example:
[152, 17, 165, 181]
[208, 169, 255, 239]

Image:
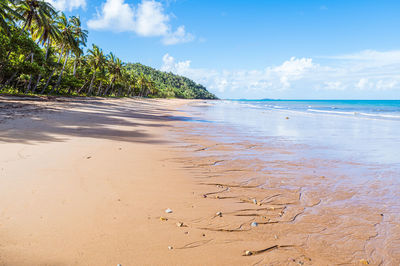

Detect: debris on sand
[216, 211, 222, 217]
[165, 208, 173, 213]
[244, 250, 253, 256]
[243, 245, 295, 256]
[251, 222, 258, 227]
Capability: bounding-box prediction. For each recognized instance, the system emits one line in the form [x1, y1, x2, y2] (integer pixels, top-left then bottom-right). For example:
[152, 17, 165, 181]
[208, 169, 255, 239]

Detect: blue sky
[50, 0, 400, 99]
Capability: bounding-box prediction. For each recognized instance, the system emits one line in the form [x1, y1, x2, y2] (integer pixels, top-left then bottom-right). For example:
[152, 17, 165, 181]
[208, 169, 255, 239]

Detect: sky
[49, 0, 400, 99]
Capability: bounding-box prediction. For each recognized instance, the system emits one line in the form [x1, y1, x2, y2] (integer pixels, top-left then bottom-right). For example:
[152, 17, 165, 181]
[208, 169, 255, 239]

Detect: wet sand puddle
[166, 113, 400, 265]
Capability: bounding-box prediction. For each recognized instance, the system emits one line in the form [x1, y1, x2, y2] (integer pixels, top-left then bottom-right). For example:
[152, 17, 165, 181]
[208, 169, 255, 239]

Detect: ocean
[175, 99, 400, 262]
[182, 99, 400, 209]
[188, 99, 400, 166]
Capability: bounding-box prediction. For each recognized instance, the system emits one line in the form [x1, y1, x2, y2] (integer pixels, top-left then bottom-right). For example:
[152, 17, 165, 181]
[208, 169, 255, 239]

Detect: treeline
[126, 63, 217, 99]
[0, 0, 217, 99]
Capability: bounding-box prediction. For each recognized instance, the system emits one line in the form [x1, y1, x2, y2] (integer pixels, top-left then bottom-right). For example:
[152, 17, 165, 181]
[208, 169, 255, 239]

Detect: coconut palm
[87, 44, 106, 95]
[52, 13, 79, 92]
[0, 0, 22, 35]
[15, 0, 57, 32]
[14, 0, 57, 93]
[31, 15, 59, 92]
[70, 16, 87, 77]
[103, 53, 123, 96]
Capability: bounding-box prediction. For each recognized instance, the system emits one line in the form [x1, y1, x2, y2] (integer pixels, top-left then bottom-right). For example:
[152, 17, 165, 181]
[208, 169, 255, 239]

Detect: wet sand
[0, 96, 399, 265]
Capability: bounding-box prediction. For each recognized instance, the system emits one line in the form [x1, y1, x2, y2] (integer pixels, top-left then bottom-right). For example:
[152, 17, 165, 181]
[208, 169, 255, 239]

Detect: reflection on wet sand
[167, 112, 400, 265]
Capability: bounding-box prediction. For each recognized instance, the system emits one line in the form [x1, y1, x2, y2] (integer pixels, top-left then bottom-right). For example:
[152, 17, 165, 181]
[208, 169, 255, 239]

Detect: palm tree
[137, 73, 147, 97]
[15, 0, 57, 32]
[103, 53, 123, 96]
[31, 15, 60, 93]
[52, 13, 79, 92]
[69, 16, 87, 76]
[87, 44, 106, 95]
[14, 0, 57, 93]
[0, 0, 22, 35]
[41, 13, 77, 93]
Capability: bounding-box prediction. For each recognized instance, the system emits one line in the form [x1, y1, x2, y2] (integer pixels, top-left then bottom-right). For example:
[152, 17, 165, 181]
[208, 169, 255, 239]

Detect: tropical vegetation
[0, 0, 217, 99]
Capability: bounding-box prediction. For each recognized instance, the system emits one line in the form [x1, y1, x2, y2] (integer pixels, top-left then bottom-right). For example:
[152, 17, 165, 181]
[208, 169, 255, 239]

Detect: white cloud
[160, 50, 400, 99]
[163, 26, 194, 45]
[135, 0, 168, 36]
[161, 53, 191, 72]
[87, 0, 134, 31]
[355, 78, 371, 90]
[46, 0, 86, 11]
[87, 0, 193, 45]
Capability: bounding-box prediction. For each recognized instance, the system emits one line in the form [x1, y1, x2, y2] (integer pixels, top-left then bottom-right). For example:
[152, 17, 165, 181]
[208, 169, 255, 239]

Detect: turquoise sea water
[190, 100, 400, 166]
[181, 99, 400, 261]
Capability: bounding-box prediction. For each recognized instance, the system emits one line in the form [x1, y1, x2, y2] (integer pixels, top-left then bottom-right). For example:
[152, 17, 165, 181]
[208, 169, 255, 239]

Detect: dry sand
[0, 96, 398, 265]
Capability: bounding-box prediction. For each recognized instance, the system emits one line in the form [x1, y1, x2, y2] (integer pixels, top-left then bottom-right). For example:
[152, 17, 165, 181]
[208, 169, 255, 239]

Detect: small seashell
[215, 195, 220, 199]
[251, 222, 258, 227]
[160, 216, 168, 221]
[244, 250, 253, 256]
[216, 211, 222, 217]
[274, 235, 278, 239]
[252, 199, 257, 204]
[165, 208, 173, 213]
[168, 246, 173, 250]
[176, 222, 184, 227]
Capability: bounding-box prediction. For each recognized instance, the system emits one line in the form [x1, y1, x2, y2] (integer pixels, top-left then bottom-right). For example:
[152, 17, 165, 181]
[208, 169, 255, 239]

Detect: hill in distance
[126, 63, 218, 100]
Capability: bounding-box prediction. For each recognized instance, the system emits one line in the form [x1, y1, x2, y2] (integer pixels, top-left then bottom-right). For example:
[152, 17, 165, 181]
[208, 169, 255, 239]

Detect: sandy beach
[0, 96, 399, 265]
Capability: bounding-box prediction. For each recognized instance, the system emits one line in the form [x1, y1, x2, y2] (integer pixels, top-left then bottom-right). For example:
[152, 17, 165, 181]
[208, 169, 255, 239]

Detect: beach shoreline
[0, 96, 398, 265]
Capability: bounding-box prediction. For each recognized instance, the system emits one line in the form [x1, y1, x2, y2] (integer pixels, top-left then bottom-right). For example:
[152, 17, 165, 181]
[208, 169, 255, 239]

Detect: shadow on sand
[0, 96, 197, 144]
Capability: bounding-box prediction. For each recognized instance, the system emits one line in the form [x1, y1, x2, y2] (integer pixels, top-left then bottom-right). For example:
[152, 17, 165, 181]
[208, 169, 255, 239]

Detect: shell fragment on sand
[244, 250, 253, 256]
[165, 208, 173, 213]
[251, 222, 258, 227]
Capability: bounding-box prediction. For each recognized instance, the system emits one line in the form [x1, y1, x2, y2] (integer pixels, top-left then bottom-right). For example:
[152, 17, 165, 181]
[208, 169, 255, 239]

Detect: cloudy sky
[52, 0, 400, 99]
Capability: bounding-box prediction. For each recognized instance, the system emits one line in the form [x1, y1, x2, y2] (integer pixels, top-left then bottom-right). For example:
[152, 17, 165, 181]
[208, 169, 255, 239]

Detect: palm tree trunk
[53, 51, 69, 93]
[25, 53, 34, 93]
[96, 81, 102, 96]
[88, 70, 96, 95]
[103, 77, 114, 96]
[73, 59, 77, 76]
[32, 75, 41, 94]
[33, 41, 51, 93]
[103, 78, 114, 96]
[77, 79, 89, 94]
[41, 45, 64, 94]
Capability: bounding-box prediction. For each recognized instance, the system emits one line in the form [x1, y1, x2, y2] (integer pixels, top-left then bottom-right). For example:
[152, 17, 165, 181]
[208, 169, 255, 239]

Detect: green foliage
[126, 63, 217, 99]
[0, 0, 217, 99]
